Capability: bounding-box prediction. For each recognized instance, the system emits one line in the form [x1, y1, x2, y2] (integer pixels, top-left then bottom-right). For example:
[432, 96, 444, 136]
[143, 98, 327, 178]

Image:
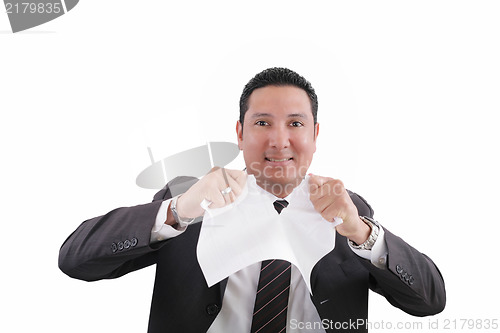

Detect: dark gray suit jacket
[59, 176, 446, 333]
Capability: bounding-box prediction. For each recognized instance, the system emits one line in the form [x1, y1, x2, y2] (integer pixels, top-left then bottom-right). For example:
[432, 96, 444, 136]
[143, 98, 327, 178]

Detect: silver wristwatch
[170, 195, 195, 228]
[348, 216, 380, 251]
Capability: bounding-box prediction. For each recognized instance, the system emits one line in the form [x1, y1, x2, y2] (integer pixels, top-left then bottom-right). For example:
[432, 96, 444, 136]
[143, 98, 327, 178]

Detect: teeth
[267, 158, 291, 162]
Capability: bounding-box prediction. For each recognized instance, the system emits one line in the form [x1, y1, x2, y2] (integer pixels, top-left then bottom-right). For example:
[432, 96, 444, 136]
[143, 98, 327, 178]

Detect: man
[59, 67, 446, 332]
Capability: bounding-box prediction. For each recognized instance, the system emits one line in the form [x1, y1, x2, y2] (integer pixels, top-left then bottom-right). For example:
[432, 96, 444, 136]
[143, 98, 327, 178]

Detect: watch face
[171, 197, 195, 226]
[170, 197, 181, 221]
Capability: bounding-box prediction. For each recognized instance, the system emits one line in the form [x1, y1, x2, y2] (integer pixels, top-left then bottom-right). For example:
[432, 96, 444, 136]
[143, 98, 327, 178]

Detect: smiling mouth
[265, 158, 293, 162]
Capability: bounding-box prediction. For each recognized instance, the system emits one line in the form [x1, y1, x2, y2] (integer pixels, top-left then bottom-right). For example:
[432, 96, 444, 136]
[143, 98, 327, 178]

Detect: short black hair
[239, 67, 318, 125]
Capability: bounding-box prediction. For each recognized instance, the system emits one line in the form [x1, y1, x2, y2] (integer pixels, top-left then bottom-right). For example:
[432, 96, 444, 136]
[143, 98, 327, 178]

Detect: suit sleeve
[58, 176, 199, 282]
[349, 191, 446, 317]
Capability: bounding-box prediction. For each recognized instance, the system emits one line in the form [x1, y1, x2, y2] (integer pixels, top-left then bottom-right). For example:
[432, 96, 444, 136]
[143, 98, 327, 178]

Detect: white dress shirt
[151, 198, 388, 333]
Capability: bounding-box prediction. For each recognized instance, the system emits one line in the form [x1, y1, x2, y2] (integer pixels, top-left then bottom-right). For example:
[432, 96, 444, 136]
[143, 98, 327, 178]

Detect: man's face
[237, 85, 319, 197]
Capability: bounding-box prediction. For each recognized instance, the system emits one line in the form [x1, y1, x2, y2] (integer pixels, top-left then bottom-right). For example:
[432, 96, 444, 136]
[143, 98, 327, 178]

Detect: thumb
[309, 173, 329, 187]
[308, 173, 327, 195]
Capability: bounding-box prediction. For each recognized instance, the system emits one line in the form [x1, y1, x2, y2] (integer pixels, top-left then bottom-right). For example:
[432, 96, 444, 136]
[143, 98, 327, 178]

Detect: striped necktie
[251, 200, 290, 333]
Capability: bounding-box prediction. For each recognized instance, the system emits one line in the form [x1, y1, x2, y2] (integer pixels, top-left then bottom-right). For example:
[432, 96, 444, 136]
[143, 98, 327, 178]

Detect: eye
[290, 121, 304, 127]
[255, 120, 269, 126]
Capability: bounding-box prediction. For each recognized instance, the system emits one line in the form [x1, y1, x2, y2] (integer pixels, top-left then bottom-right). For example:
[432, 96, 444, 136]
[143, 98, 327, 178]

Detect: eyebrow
[250, 112, 307, 119]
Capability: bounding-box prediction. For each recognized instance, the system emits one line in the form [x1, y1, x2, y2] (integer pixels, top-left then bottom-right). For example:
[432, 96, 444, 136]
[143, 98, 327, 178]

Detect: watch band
[348, 216, 380, 251]
[170, 195, 195, 228]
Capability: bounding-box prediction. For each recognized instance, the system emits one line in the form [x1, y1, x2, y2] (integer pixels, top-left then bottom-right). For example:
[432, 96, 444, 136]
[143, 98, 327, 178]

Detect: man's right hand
[176, 168, 247, 219]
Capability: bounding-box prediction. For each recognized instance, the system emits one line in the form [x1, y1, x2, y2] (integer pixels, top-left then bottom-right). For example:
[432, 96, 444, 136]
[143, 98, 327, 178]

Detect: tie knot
[273, 200, 289, 214]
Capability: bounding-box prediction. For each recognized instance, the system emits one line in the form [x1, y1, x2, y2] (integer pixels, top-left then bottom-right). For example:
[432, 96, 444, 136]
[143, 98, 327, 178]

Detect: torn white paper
[196, 175, 341, 294]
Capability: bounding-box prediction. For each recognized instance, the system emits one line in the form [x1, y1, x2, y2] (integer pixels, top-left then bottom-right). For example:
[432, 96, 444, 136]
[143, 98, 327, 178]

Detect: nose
[268, 125, 290, 149]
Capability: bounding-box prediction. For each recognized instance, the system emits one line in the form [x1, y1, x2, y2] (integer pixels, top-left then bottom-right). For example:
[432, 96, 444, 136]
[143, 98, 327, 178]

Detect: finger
[218, 186, 234, 205]
[309, 174, 330, 196]
[212, 168, 245, 189]
[221, 170, 246, 198]
[309, 176, 332, 199]
[201, 169, 246, 209]
[226, 169, 247, 188]
[222, 173, 245, 201]
[314, 178, 346, 200]
[206, 166, 221, 175]
[309, 174, 330, 187]
[308, 174, 319, 192]
[209, 173, 244, 208]
[313, 197, 346, 224]
[220, 167, 231, 188]
[311, 194, 337, 216]
[207, 191, 226, 209]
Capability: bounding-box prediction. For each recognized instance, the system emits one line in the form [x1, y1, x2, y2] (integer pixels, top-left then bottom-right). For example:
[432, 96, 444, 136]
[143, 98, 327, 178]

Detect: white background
[1, 1, 499, 332]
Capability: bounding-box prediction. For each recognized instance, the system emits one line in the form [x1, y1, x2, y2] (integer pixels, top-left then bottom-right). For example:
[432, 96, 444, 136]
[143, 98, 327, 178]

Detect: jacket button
[206, 304, 220, 316]
[117, 242, 124, 251]
[396, 265, 403, 274]
[131, 238, 138, 247]
[409, 276, 415, 285]
[124, 239, 131, 249]
[111, 243, 117, 253]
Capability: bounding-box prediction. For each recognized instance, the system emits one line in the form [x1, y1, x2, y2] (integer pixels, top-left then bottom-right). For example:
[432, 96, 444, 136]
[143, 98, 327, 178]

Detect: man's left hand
[309, 174, 371, 245]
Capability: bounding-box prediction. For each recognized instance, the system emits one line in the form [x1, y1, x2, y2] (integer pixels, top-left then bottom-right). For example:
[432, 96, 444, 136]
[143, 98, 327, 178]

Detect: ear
[236, 120, 243, 150]
[313, 122, 319, 152]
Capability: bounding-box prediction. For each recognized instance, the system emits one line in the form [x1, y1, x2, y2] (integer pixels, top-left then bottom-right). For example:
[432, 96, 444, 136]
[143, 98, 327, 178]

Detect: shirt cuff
[150, 198, 187, 243]
[348, 224, 388, 269]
